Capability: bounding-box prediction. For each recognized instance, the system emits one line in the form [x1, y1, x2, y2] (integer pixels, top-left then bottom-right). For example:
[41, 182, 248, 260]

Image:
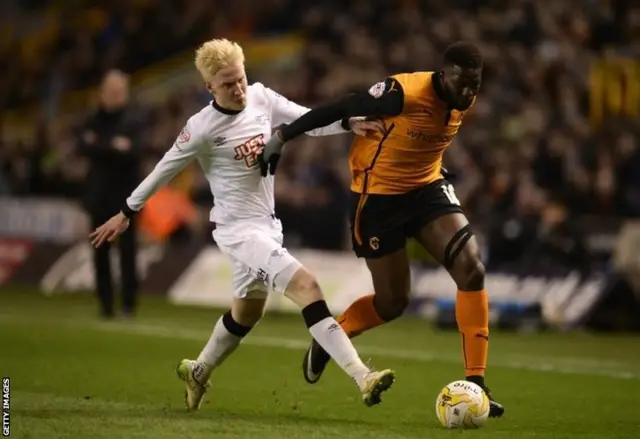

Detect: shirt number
[441, 184, 461, 206]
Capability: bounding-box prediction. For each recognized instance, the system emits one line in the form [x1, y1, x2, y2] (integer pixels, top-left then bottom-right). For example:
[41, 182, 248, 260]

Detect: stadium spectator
[1, 0, 638, 265]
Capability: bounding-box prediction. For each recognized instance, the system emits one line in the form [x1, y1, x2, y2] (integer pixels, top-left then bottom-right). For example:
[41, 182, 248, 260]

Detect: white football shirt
[125, 83, 349, 225]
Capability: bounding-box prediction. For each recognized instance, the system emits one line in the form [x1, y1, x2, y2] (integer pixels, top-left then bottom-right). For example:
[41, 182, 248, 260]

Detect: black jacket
[77, 106, 143, 216]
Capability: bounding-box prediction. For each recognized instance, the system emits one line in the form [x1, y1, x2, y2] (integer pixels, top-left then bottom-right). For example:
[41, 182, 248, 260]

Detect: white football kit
[126, 83, 350, 298]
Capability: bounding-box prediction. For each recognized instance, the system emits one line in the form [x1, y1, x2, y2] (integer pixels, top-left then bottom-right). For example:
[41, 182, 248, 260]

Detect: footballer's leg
[303, 192, 410, 384]
[283, 265, 395, 406]
[412, 183, 504, 418]
[213, 220, 394, 406]
[302, 248, 411, 384]
[176, 259, 267, 411]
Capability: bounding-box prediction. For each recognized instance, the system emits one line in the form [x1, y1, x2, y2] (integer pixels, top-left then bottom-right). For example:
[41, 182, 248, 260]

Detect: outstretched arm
[123, 124, 202, 217]
[257, 78, 405, 176]
[264, 86, 349, 136]
[279, 78, 405, 141]
[89, 121, 203, 247]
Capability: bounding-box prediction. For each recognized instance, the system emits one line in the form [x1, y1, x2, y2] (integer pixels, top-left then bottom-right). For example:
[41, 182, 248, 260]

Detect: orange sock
[455, 289, 489, 377]
[336, 294, 386, 338]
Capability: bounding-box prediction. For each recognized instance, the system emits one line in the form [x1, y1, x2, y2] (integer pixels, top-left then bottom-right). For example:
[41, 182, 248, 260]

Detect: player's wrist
[274, 128, 288, 143]
[341, 118, 352, 131]
[120, 203, 137, 219]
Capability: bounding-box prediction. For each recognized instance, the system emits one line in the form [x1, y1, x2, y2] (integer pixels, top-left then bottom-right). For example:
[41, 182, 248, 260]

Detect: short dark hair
[443, 42, 483, 69]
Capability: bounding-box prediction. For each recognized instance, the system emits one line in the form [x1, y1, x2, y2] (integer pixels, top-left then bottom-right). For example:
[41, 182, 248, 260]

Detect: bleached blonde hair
[194, 38, 245, 82]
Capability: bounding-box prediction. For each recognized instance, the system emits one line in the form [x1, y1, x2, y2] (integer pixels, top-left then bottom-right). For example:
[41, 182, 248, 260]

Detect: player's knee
[284, 266, 323, 309]
[453, 255, 485, 291]
[373, 285, 410, 322]
[443, 225, 485, 291]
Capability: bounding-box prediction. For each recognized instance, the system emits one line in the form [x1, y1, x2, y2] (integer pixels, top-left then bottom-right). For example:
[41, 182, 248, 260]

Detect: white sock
[308, 317, 371, 386]
[194, 315, 245, 382]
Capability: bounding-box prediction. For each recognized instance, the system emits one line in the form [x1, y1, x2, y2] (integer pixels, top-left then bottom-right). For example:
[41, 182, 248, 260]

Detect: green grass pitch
[1, 288, 639, 438]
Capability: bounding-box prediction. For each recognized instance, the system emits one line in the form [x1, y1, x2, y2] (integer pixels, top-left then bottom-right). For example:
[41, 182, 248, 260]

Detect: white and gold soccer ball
[435, 380, 490, 429]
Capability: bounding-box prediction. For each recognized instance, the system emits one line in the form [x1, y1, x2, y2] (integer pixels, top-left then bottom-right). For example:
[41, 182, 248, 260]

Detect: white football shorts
[212, 215, 302, 299]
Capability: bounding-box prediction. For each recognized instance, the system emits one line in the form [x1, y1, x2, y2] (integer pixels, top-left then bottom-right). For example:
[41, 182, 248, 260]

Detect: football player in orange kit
[258, 42, 504, 417]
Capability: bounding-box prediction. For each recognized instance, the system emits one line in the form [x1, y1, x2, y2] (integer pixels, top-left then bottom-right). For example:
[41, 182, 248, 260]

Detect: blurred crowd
[1, 0, 639, 270]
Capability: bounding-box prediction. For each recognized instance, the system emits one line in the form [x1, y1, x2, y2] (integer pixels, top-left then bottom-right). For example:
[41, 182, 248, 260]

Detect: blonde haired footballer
[90, 38, 395, 411]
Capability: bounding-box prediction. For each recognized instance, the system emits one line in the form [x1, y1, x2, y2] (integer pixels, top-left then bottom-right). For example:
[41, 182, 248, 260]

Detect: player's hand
[89, 212, 130, 248]
[258, 131, 285, 177]
[349, 117, 386, 137]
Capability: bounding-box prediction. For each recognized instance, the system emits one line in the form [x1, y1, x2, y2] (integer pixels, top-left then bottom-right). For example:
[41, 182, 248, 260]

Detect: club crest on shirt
[234, 134, 265, 168]
[173, 125, 191, 151]
[178, 126, 190, 143]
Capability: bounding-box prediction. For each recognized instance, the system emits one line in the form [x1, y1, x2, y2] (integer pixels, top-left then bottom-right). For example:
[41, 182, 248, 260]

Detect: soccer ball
[435, 380, 490, 429]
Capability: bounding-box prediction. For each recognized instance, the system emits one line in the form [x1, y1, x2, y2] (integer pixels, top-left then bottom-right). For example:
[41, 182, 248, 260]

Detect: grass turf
[1, 288, 639, 438]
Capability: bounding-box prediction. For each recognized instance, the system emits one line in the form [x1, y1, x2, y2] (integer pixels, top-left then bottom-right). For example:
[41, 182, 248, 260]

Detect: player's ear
[204, 82, 213, 93]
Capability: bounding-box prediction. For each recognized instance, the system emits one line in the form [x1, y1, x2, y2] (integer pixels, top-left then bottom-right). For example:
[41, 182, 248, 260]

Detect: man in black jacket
[77, 70, 142, 319]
